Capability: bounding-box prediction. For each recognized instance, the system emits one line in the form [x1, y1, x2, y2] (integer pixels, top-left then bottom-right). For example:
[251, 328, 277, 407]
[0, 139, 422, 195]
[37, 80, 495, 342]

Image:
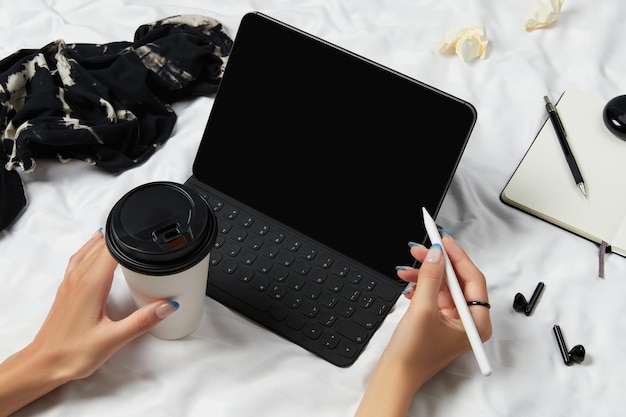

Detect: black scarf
[0, 14, 233, 230]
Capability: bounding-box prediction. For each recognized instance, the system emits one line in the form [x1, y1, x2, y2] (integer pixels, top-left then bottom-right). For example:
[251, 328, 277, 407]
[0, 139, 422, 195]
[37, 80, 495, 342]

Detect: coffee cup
[105, 181, 217, 340]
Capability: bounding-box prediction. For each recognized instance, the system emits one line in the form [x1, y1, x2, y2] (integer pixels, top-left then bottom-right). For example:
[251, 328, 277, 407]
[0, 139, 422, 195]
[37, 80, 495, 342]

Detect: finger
[443, 237, 492, 339]
[108, 300, 180, 346]
[444, 237, 488, 301]
[410, 243, 445, 309]
[66, 230, 105, 270]
[65, 239, 118, 303]
[87, 240, 119, 294]
[395, 265, 418, 284]
[396, 242, 429, 282]
[408, 241, 429, 264]
[396, 242, 428, 298]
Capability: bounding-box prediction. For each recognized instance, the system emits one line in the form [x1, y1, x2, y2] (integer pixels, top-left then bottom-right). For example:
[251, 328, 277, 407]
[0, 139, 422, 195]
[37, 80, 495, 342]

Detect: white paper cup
[105, 181, 217, 340]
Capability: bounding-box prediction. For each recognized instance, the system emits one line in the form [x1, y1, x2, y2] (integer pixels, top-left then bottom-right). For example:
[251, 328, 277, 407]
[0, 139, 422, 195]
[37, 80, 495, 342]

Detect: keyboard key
[318, 257, 333, 268]
[239, 216, 254, 228]
[353, 310, 378, 329]
[284, 293, 303, 309]
[240, 250, 257, 265]
[223, 243, 240, 257]
[214, 235, 226, 249]
[286, 275, 304, 291]
[262, 245, 279, 258]
[255, 259, 272, 274]
[225, 208, 239, 220]
[317, 310, 337, 327]
[270, 303, 289, 321]
[337, 340, 358, 359]
[300, 300, 320, 318]
[210, 252, 223, 266]
[335, 320, 367, 343]
[376, 285, 399, 302]
[232, 227, 248, 242]
[268, 284, 286, 300]
[251, 275, 270, 291]
[211, 275, 272, 312]
[320, 332, 340, 349]
[246, 236, 263, 250]
[300, 245, 317, 260]
[304, 323, 322, 340]
[254, 224, 270, 236]
[219, 222, 232, 234]
[326, 276, 343, 292]
[220, 258, 238, 274]
[284, 238, 301, 252]
[237, 266, 254, 283]
[270, 266, 289, 282]
[269, 231, 285, 244]
[287, 314, 305, 330]
[319, 293, 338, 308]
[309, 267, 327, 284]
[303, 286, 321, 300]
[335, 300, 355, 317]
[276, 252, 294, 267]
[293, 260, 311, 276]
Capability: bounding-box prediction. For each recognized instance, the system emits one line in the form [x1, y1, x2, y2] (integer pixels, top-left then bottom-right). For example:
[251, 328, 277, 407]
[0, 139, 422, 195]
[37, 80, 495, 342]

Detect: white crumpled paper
[435, 26, 488, 62]
[525, 0, 564, 31]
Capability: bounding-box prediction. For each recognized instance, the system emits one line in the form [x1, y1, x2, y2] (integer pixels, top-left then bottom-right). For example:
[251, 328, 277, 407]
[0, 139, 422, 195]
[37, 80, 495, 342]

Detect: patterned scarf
[0, 14, 233, 230]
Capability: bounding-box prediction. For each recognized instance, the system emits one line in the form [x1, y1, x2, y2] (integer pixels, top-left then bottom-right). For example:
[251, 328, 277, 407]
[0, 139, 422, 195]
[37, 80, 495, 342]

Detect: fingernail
[156, 300, 180, 319]
[395, 265, 408, 270]
[91, 227, 103, 238]
[441, 230, 452, 238]
[402, 282, 416, 294]
[408, 241, 422, 247]
[425, 243, 443, 263]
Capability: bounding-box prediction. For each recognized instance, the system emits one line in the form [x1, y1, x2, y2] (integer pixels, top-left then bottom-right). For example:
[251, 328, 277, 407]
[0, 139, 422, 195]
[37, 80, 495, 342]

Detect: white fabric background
[1, 1, 626, 416]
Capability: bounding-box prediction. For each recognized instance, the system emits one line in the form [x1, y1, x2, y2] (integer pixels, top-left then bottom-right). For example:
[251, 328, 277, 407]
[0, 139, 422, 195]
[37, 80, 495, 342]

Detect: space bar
[209, 276, 273, 312]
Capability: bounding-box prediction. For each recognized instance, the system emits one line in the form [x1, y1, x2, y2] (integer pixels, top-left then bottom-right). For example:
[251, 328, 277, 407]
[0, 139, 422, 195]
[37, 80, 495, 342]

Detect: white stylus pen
[422, 207, 492, 376]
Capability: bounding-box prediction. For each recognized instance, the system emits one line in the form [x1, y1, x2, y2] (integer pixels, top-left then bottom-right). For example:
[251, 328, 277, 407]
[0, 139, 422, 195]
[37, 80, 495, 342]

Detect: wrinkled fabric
[0, 14, 232, 230]
[0, 150, 26, 230]
[3, 2, 626, 417]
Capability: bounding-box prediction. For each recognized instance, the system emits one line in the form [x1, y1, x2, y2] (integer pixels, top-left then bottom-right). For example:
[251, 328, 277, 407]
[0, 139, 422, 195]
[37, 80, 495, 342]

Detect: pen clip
[545, 96, 567, 135]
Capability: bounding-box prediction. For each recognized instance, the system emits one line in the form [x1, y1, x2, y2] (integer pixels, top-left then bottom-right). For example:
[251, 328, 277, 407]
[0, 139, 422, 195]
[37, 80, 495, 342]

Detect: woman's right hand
[354, 236, 492, 417]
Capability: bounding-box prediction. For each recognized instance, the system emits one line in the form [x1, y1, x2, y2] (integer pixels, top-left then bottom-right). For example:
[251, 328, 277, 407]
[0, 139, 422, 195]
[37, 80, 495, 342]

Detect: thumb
[113, 300, 180, 343]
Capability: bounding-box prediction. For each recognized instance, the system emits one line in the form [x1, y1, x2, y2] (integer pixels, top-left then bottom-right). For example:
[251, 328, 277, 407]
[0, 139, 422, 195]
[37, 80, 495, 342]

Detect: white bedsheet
[2, 1, 626, 416]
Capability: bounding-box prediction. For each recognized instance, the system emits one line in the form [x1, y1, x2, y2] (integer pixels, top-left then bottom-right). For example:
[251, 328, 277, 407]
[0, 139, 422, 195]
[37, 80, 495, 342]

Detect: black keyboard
[188, 181, 405, 367]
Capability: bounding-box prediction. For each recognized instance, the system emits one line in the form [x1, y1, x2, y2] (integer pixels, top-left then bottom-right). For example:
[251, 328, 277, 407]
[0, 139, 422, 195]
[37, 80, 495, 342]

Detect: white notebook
[501, 88, 626, 257]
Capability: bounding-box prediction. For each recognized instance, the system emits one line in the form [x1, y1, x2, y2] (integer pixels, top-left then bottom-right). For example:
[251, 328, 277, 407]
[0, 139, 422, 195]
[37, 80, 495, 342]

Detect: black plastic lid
[105, 181, 217, 275]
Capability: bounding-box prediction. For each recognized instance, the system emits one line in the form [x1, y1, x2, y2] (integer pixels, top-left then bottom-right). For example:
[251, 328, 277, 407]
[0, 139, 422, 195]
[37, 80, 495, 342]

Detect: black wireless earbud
[553, 324, 586, 365]
[513, 282, 545, 316]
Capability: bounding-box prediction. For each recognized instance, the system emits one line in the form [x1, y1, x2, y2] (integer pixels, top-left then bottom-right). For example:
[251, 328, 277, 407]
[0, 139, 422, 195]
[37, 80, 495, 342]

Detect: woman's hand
[354, 236, 492, 417]
[0, 231, 178, 417]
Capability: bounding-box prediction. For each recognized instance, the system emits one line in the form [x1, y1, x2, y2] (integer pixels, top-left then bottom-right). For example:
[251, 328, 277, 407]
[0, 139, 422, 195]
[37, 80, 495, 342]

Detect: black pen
[544, 95, 587, 198]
